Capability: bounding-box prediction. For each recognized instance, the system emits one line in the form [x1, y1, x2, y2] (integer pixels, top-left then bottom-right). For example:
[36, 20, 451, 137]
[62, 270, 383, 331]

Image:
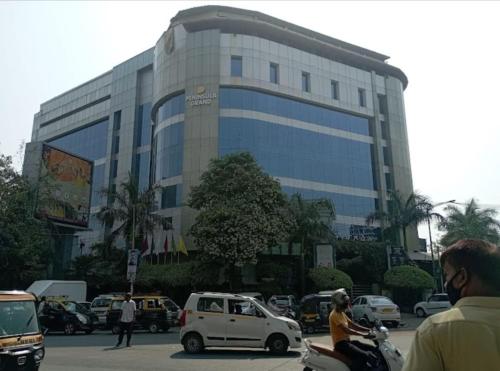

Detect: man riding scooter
[329, 289, 379, 371]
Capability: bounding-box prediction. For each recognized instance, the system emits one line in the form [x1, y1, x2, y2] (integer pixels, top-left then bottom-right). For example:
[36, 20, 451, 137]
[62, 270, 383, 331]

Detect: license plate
[17, 356, 27, 366]
[383, 308, 393, 313]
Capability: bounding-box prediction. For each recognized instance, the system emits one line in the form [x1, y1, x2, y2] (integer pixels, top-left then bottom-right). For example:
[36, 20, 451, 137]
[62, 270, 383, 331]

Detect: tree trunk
[402, 227, 408, 251]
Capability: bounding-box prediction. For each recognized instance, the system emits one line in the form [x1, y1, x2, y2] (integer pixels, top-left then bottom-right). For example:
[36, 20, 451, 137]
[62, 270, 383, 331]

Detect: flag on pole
[151, 236, 156, 264]
[170, 234, 176, 264]
[178, 235, 188, 256]
[140, 237, 149, 256]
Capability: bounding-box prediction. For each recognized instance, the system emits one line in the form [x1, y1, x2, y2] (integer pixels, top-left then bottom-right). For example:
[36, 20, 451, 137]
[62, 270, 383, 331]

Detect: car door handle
[198, 316, 204, 319]
[230, 319, 235, 322]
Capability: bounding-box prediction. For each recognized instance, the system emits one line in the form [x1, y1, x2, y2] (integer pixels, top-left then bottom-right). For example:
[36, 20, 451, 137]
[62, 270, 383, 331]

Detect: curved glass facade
[156, 93, 185, 123]
[154, 122, 184, 180]
[219, 117, 374, 190]
[220, 88, 369, 136]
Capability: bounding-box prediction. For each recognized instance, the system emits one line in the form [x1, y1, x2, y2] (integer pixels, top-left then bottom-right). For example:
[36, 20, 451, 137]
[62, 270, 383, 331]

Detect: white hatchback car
[414, 293, 451, 317]
[351, 295, 401, 327]
[179, 292, 302, 354]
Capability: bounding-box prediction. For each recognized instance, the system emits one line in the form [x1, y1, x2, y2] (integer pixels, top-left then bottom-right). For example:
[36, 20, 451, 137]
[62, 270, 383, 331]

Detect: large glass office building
[26, 6, 417, 258]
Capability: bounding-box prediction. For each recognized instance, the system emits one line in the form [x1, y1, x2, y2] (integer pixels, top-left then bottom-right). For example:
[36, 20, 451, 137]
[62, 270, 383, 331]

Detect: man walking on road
[403, 239, 500, 371]
[115, 293, 136, 348]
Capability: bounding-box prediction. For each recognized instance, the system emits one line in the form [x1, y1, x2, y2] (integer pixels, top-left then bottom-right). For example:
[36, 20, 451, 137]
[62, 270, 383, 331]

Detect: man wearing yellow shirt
[403, 239, 500, 371]
[329, 289, 377, 371]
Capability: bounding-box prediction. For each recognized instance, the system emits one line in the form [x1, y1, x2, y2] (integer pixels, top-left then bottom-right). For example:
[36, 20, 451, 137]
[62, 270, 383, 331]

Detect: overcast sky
[1, 1, 499, 238]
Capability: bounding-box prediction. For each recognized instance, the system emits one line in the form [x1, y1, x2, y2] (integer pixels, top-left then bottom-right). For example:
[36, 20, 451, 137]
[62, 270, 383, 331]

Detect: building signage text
[186, 86, 217, 106]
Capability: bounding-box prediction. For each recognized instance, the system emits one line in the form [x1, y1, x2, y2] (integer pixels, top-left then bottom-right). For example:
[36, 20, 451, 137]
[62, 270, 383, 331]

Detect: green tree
[97, 174, 171, 249]
[335, 240, 387, 284]
[439, 198, 500, 246]
[188, 152, 293, 288]
[367, 190, 431, 250]
[308, 267, 353, 291]
[288, 193, 335, 295]
[0, 154, 53, 289]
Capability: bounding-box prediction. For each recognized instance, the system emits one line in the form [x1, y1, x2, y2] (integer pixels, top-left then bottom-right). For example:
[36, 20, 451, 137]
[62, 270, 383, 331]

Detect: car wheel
[111, 325, 121, 335]
[392, 321, 400, 328]
[183, 333, 204, 354]
[64, 323, 76, 335]
[148, 322, 159, 334]
[303, 368, 313, 371]
[268, 334, 289, 355]
[416, 308, 426, 318]
[85, 328, 94, 334]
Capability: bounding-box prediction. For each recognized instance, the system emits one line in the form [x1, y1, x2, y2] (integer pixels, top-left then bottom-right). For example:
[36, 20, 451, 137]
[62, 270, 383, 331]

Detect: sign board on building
[127, 249, 140, 282]
[185, 86, 217, 106]
[36, 144, 93, 228]
[316, 244, 334, 268]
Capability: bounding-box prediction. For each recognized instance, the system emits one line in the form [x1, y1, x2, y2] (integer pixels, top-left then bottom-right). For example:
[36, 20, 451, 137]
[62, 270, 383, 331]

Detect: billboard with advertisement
[37, 144, 93, 227]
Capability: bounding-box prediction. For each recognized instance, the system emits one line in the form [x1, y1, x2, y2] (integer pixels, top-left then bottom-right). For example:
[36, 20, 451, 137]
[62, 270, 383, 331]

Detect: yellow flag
[178, 235, 188, 256]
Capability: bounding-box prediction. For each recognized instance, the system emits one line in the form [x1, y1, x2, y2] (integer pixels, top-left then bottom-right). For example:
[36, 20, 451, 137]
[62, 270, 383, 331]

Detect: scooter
[300, 322, 404, 371]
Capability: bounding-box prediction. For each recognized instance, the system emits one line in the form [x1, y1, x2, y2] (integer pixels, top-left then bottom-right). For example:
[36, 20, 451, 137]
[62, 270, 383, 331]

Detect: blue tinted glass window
[161, 185, 180, 209]
[113, 111, 121, 131]
[156, 93, 185, 123]
[219, 117, 374, 190]
[137, 103, 152, 147]
[231, 56, 242, 77]
[358, 88, 366, 107]
[48, 119, 109, 161]
[219, 88, 369, 135]
[154, 122, 184, 180]
[134, 151, 151, 192]
[270, 63, 279, 84]
[331, 80, 339, 100]
[112, 136, 120, 154]
[91, 164, 105, 207]
[302, 72, 310, 92]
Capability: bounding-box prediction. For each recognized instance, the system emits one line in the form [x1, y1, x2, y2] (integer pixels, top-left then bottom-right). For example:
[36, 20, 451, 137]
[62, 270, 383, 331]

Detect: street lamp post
[427, 199, 455, 292]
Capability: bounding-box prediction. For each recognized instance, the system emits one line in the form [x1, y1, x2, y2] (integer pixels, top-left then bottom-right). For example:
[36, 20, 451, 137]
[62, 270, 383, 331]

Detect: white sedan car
[351, 295, 401, 327]
[414, 293, 451, 317]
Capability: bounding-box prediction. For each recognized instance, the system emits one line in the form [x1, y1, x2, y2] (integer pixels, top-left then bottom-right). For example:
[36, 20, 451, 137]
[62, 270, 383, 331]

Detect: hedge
[384, 265, 435, 289]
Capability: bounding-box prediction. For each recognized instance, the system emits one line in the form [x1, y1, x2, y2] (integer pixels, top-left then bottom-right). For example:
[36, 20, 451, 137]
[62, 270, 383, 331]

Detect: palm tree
[97, 174, 171, 251]
[367, 190, 432, 250]
[439, 199, 500, 246]
[288, 193, 335, 295]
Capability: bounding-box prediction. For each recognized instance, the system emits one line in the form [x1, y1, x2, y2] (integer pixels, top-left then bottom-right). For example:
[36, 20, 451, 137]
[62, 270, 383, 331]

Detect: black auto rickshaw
[107, 295, 179, 334]
[0, 291, 45, 370]
[299, 294, 334, 334]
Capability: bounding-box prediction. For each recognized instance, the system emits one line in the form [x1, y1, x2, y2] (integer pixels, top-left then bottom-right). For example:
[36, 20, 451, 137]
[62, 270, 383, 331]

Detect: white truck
[27, 280, 87, 301]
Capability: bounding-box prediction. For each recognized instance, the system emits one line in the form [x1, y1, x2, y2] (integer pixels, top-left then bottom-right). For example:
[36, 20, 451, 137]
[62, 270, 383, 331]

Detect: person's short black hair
[441, 239, 500, 291]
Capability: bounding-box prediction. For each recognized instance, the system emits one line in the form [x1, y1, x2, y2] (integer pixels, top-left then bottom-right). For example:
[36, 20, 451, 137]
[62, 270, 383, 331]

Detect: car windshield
[370, 297, 394, 305]
[92, 298, 112, 308]
[63, 301, 87, 313]
[0, 301, 40, 338]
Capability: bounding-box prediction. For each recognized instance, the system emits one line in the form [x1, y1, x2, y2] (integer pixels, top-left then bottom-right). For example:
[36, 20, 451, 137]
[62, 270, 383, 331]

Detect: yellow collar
[455, 296, 500, 309]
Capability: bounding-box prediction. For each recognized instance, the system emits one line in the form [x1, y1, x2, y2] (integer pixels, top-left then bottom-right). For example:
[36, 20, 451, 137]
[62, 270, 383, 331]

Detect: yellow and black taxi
[38, 298, 98, 335]
[0, 291, 45, 370]
[106, 295, 180, 334]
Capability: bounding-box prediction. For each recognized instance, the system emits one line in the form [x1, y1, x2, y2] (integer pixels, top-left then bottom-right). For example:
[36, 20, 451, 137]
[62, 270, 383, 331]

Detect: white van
[179, 292, 302, 354]
[90, 295, 120, 325]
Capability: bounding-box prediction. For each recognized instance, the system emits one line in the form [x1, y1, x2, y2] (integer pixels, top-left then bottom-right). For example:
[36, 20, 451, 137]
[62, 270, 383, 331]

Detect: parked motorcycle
[300, 322, 404, 371]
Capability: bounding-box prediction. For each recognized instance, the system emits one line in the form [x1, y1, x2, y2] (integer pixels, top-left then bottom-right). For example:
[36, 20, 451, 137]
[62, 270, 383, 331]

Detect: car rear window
[197, 297, 224, 313]
[92, 298, 111, 308]
[370, 297, 394, 305]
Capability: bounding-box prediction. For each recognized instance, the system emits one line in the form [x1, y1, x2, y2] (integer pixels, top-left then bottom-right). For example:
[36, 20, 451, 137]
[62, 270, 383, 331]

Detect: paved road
[41, 326, 417, 371]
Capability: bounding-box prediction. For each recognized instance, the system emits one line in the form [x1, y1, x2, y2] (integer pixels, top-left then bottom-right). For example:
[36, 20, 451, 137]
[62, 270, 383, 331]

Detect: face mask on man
[445, 268, 466, 305]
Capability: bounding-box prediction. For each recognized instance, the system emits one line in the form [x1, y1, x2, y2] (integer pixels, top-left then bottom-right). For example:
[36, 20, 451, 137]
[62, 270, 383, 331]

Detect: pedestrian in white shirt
[115, 293, 136, 347]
